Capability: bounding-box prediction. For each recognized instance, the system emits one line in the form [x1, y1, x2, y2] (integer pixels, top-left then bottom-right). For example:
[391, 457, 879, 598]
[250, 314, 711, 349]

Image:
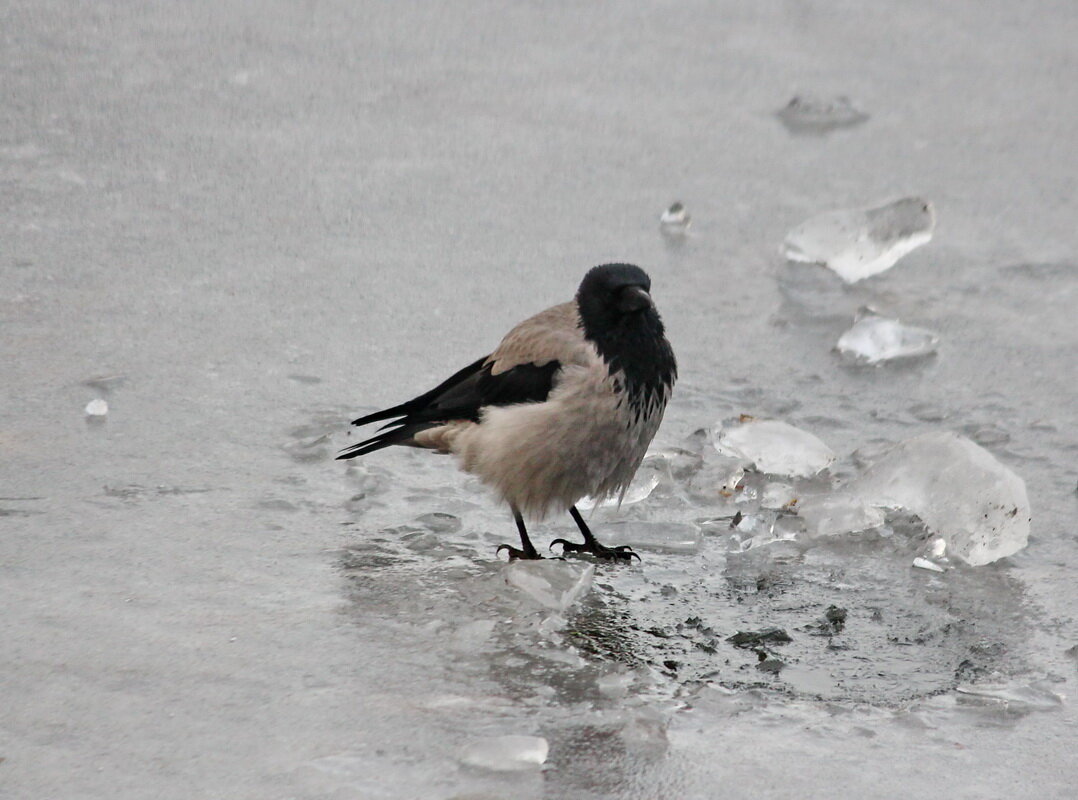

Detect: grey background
[3, 1, 1076, 798]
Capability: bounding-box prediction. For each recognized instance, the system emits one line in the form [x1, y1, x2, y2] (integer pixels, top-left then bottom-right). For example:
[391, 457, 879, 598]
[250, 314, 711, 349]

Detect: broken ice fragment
[798, 493, 886, 537]
[836, 315, 939, 364]
[714, 419, 835, 478]
[660, 202, 691, 235]
[776, 94, 869, 135]
[85, 398, 109, 417]
[848, 431, 1030, 565]
[460, 735, 548, 771]
[782, 197, 935, 283]
[503, 560, 594, 611]
[912, 557, 946, 573]
[578, 473, 660, 511]
[955, 681, 1063, 712]
[599, 521, 702, 555]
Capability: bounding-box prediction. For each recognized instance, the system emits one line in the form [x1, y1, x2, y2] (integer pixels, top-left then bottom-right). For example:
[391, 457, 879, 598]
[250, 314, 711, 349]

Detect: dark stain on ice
[776, 94, 870, 136]
[727, 628, 793, 648]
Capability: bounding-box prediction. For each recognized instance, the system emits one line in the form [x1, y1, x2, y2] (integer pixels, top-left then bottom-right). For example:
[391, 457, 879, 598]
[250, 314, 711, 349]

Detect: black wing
[336, 358, 561, 460]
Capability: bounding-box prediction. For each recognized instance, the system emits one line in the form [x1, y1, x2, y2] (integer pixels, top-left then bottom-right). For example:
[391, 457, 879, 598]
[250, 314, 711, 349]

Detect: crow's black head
[576, 263, 654, 324]
[576, 263, 676, 406]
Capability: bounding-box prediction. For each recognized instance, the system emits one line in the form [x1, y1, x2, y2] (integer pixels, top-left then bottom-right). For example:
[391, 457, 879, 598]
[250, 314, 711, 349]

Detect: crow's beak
[617, 285, 654, 313]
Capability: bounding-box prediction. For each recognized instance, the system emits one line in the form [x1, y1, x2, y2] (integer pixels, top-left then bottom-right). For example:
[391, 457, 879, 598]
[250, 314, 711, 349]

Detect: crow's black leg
[551, 505, 640, 562]
[496, 509, 543, 560]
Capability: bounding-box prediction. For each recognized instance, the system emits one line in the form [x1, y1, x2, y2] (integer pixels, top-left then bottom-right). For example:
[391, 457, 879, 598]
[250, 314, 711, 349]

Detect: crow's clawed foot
[496, 544, 543, 561]
[549, 538, 641, 562]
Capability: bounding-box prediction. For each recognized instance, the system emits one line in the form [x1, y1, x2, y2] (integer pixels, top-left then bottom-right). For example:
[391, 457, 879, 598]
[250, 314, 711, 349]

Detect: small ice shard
[797, 493, 886, 537]
[955, 681, 1063, 712]
[599, 521, 702, 555]
[660, 202, 691, 235]
[85, 398, 109, 417]
[578, 473, 660, 511]
[776, 94, 869, 135]
[503, 560, 594, 611]
[714, 419, 835, 478]
[687, 459, 745, 500]
[728, 512, 802, 552]
[782, 197, 936, 283]
[460, 735, 548, 771]
[836, 315, 939, 364]
[912, 557, 946, 573]
[848, 431, 1030, 565]
[760, 482, 797, 510]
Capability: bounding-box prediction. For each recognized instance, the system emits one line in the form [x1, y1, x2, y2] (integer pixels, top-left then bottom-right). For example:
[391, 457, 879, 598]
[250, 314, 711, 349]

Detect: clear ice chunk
[714, 419, 835, 478]
[797, 493, 886, 537]
[782, 197, 936, 283]
[503, 561, 594, 611]
[85, 398, 109, 417]
[600, 521, 702, 554]
[578, 473, 660, 511]
[660, 202, 691, 235]
[912, 557, 946, 573]
[460, 735, 549, 771]
[836, 314, 939, 364]
[776, 94, 869, 135]
[848, 432, 1030, 565]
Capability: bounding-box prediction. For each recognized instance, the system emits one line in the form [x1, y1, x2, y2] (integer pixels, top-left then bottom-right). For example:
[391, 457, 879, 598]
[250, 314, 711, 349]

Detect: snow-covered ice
[714, 419, 835, 478]
[848, 432, 1030, 565]
[836, 315, 940, 364]
[460, 735, 549, 771]
[85, 398, 109, 417]
[783, 197, 936, 282]
[776, 94, 869, 135]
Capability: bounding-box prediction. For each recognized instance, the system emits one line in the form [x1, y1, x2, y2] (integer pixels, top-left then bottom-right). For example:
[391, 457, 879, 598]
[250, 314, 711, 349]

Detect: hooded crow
[338, 263, 677, 561]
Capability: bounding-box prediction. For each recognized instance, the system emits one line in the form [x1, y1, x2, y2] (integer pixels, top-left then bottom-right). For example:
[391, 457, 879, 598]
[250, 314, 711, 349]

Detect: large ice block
[783, 197, 935, 283]
[849, 432, 1030, 565]
[836, 315, 940, 364]
[714, 419, 835, 478]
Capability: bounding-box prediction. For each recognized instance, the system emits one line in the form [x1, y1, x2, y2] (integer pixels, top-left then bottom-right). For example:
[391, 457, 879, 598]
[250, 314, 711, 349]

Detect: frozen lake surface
[3, 1, 1077, 797]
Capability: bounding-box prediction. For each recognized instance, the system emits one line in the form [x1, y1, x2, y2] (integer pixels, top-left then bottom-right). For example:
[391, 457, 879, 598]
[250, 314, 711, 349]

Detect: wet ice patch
[836, 314, 940, 364]
[776, 94, 869, 135]
[847, 432, 1030, 565]
[783, 197, 935, 283]
[714, 419, 835, 478]
[460, 734, 548, 771]
[503, 561, 594, 611]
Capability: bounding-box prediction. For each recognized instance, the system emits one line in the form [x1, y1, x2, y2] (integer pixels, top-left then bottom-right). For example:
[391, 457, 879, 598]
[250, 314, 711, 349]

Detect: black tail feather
[336, 423, 436, 460]
[350, 354, 489, 427]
